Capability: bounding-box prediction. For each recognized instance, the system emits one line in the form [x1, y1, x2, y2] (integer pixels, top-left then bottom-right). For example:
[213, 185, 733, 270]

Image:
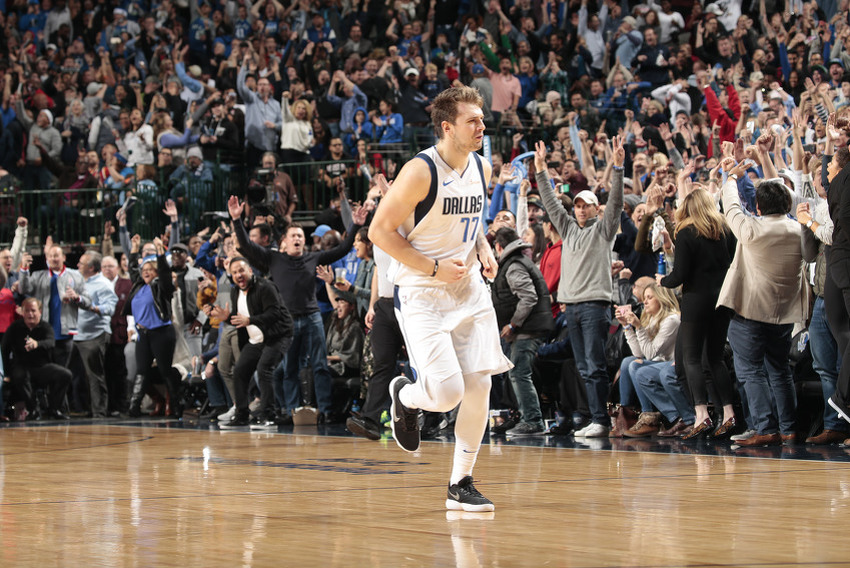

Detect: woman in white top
[280, 93, 315, 207]
[120, 108, 155, 166]
[614, 283, 681, 437]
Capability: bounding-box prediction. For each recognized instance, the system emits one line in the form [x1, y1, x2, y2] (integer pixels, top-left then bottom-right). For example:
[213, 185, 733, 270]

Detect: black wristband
[431, 259, 439, 277]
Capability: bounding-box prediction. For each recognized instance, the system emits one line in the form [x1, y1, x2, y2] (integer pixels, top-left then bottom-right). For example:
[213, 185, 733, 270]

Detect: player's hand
[435, 258, 467, 282]
[479, 246, 498, 279]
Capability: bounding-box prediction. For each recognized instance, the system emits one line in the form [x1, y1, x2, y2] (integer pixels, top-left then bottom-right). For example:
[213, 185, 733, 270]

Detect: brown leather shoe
[623, 412, 661, 438]
[736, 433, 781, 447]
[805, 429, 849, 445]
[712, 417, 736, 438]
[658, 419, 691, 437]
[781, 433, 796, 445]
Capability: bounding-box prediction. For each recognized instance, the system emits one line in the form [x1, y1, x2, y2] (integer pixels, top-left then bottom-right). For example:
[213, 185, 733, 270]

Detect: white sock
[449, 371, 491, 486]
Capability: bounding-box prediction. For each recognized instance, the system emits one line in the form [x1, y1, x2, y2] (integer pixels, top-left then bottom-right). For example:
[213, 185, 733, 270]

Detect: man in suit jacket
[718, 160, 811, 447]
[17, 243, 85, 368]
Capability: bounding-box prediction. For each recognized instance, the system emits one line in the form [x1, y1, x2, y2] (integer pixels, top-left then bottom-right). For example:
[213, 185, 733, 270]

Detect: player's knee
[434, 375, 465, 412]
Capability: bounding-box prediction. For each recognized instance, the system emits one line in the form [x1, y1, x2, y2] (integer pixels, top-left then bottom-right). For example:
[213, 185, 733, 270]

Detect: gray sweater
[536, 166, 624, 304]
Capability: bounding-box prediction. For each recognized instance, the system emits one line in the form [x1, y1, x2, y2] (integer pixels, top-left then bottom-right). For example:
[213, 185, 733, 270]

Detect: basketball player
[369, 86, 512, 513]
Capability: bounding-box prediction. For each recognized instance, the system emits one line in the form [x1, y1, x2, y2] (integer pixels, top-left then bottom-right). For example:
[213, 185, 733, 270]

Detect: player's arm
[369, 159, 468, 282]
[476, 160, 498, 279]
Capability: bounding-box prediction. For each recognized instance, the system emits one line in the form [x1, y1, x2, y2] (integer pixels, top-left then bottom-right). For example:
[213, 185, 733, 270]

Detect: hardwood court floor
[2, 419, 850, 567]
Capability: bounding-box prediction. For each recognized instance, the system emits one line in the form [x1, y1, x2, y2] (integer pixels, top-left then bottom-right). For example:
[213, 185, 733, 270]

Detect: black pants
[233, 336, 290, 417]
[246, 143, 269, 171]
[75, 333, 110, 417]
[361, 298, 404, 423]
[679, 293, 735, 407]
[825, 259, 850, 404]
[135, 325, 182, 408]
[8, 364, 72, 412]
[105, 342, 128, 412]
[54, 337, 74, 366]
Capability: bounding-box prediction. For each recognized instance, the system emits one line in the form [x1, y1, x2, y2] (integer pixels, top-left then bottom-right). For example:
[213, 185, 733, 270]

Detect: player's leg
[446, 369, 494, 512]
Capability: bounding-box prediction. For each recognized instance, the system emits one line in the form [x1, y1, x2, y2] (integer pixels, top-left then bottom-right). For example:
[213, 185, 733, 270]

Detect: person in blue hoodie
[344, 107, 372, 155]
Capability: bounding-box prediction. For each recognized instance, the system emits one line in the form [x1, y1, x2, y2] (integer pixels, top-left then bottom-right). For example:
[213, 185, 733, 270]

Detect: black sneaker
[250, 415, 278, 430]
[445, 476, 494, 512]
[545, 420, 574, 436]
[490, 418, 517, 434]
[346, 414, 381, 440]
[389, 375, 421, 452]
[829, 394, 850, 425]
[219, 410, 250, 429]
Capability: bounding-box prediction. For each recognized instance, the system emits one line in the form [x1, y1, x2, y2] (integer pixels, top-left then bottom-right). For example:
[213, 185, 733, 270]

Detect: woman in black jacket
[125, 237, 184, 418]
[210, 257, 293, 429]
[659, 188, 737, 439]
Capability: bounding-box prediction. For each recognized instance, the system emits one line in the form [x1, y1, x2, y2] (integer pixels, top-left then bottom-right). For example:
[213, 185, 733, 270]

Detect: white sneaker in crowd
[730, 429, 756, 441]
[218, 405, 236, 422]
[574, 422, 609, 438]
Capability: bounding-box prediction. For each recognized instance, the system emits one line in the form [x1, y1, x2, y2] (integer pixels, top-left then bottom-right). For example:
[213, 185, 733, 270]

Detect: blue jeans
[636, 361, 695, 425]
[727, 316, 796, 435]
[618, 355, 654, 412]
[563, 302, 611, 425]
[206, 368, 233, 408]
[278, 312, 333, 414]
[809, 296, 846, 432]
[508, 337, 544, 427]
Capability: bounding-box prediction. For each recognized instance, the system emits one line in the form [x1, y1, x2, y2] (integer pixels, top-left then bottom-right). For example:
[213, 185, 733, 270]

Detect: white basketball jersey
[389, 146, 488, 288]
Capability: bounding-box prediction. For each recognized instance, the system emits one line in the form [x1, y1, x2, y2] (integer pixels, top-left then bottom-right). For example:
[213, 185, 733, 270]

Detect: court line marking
[3, 458, 850, 507]
[5, 423, 850, 467]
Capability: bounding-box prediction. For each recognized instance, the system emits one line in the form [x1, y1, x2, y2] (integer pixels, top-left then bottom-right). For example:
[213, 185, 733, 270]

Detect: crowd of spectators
[3, 0, 850, 447]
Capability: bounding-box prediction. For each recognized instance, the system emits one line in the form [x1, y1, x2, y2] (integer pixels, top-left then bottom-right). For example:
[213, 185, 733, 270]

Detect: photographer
[199, 94, 240, 170]
[244, 152, 298, 228]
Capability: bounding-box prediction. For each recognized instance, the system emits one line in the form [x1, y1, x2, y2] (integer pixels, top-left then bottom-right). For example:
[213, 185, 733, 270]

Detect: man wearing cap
[189, 1, 213, 61]
[107, 7, 140, 38]
[310, 224, 332, 250]
[160, 201, 207, 362]
[303, 11, 337, 48]
[199, 95, 241, 168]
[613, 16, 643, 70]
[470, 64, 495, 125]
[829, 59, 847, 89]
[389, 52, 431, 127]
[534, 137, 625, 438]
[15, 99, 61, 191]
[20, 0, 47, 35]
[174, 45, 206, 105]
[168, 147, 213, 226]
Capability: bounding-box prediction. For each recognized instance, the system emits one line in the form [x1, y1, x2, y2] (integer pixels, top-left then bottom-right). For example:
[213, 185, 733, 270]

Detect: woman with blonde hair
[613, 283, 681, 437]
[659, 188, 738, 439]
[152, 111, 198, 164]
[280, 93, 315, 207]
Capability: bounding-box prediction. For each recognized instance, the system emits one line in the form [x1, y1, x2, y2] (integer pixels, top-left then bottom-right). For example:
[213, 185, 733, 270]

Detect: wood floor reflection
[2, 422, 850, 567]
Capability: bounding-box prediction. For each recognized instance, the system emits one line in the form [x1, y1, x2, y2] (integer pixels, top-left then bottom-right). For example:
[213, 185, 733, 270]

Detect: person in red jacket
[701, 71, 741, 146]
[538, 213, 563, 317]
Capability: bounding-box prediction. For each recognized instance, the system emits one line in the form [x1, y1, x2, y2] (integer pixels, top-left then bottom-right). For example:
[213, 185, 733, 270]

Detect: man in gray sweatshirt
[534, 137, 625, 438]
